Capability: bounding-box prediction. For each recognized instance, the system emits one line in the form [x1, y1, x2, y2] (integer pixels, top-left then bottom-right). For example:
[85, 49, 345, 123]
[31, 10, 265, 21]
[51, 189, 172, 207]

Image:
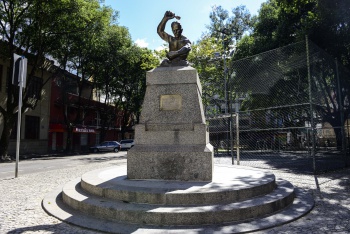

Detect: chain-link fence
[208, 39, 350, 174]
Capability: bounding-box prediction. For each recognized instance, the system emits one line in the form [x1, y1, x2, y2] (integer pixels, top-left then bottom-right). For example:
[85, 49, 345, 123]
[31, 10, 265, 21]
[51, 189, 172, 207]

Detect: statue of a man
[157, 11, 191, 67]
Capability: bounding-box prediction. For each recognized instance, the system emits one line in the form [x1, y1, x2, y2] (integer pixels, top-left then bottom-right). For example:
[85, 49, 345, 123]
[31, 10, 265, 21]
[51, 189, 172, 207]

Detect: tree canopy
[234, 0, 350, 67]
[0, 0, 158, 157]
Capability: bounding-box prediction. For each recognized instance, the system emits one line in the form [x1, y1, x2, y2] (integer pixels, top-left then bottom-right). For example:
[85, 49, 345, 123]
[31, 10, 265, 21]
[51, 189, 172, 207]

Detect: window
[96, 133, 100, 145]
[81, 133, 88, 146]
[66, 80, 78, 95]
[25, 115, 40, 139]
[27, 76, 42, 99]
[95, 111, 100, 126]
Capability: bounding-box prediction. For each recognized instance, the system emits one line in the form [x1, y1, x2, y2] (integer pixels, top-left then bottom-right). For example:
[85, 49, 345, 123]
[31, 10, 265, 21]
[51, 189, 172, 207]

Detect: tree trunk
[327, 113, 344, 150]
[333, 127, 343, 150]
[0, 114, 15, 161]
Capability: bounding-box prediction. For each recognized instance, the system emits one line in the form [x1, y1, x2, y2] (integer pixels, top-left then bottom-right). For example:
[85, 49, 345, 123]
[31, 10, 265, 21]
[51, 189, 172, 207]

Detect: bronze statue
[157, 11, 191, 67]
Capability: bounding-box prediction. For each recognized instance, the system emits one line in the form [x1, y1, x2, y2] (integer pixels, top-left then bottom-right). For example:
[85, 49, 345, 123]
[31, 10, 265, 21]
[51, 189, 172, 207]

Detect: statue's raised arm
[157, 11, 191, 67]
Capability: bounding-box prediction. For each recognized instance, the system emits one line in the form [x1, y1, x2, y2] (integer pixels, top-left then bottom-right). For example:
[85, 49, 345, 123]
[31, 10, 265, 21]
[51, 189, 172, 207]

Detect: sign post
[12, 54, 27, 178]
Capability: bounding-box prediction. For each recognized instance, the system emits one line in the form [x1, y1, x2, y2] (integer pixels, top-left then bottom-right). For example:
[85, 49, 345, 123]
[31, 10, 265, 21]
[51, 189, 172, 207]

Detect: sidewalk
[0, 157, 349, 234]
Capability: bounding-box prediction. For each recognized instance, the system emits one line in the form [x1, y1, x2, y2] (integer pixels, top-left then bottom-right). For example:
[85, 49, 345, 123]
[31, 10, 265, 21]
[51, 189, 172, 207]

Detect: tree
[188, 36, 225, 115]
[90, 24, 133, 142]
[49, 1, 114, 152]
[91, 24, 158, 140]
[233, 1, 280, 59]
[208, 5, 255, 49]
[188, 5, 254, 116]
[233, 0, 350, 149]
[87, 24, 129, 143]
[234, 0, 350, 67]
[110, 46, 158, 139]
[0, 0, 85, 159]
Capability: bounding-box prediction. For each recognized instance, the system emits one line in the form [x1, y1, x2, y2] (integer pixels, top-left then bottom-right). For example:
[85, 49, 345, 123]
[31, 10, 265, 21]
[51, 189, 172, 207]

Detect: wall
[0, 59, 51, 156]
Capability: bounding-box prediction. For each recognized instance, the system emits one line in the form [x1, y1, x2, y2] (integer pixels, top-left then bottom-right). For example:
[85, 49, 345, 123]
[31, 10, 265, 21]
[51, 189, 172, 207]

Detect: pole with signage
[12, 54, 27, 178]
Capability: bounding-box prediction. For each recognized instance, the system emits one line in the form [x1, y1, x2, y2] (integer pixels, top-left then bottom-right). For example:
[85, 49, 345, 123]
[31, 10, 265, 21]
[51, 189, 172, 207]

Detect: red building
[48, 72, 127, 153]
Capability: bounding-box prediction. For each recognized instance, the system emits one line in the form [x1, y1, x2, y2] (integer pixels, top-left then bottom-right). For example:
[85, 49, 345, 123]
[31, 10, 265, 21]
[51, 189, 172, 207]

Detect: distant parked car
[90, 141, 121, 153]
[120, 139, 135, 150]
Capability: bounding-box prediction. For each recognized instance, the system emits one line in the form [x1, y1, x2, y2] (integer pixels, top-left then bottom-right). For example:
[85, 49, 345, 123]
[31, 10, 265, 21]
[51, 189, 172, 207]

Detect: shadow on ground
[214, 150, 350, 174]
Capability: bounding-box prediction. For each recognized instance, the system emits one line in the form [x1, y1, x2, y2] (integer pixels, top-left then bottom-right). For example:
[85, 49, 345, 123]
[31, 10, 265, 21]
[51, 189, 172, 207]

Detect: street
[0, 151, 349, 233]
[0, 151, 127, 180]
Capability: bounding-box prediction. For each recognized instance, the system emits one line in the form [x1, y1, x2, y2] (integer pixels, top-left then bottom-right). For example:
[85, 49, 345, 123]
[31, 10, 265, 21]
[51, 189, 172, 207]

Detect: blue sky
[103, 0, 267, 50]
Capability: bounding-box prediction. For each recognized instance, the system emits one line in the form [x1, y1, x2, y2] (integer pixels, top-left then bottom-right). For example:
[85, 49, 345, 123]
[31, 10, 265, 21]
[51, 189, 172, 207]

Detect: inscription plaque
[160, 95, 182, 110]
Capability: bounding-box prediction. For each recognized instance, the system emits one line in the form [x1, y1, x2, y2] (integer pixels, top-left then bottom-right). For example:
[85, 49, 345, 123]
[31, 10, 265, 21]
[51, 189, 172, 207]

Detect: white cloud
[155, 45, 167, 51]
[135, 38, 148, 48]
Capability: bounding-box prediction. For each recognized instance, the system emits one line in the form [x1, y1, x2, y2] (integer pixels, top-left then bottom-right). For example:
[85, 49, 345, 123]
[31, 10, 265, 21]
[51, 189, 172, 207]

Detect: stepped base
[43, 165, 314, 233]
[44, 187, 313, 234]
[127, 144, 213, 181]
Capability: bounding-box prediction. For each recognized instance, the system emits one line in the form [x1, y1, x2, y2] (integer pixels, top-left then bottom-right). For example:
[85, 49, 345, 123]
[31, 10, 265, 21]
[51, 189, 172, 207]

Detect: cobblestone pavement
[0, 156, 349, 234]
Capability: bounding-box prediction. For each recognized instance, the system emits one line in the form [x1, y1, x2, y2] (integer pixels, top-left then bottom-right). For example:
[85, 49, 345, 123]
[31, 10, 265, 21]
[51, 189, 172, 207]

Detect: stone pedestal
[127, 66, 213, 181]
[44, 65, 313, 234]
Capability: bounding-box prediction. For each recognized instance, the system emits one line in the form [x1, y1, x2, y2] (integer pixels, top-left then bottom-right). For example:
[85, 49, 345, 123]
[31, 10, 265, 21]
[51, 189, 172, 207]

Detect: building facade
[0, 55, 133, 156]
[0, 58, 51, 155]
[48, 72, 126, 153]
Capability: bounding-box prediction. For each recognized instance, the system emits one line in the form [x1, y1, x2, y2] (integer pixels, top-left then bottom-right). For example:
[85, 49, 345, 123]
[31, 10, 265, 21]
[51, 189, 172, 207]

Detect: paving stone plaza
[0, 154, 349, 234]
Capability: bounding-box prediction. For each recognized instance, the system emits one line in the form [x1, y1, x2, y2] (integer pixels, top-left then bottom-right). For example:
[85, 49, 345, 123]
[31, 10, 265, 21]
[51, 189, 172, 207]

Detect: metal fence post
[235, 100, 240, 165]
[335, 59, 347, 157]
[306, 36, 317, 173]
[230, 113, 234, 164]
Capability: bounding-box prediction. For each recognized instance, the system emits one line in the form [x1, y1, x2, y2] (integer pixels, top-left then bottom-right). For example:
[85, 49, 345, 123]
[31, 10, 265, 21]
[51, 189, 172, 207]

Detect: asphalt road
[0, 151, 127, 180]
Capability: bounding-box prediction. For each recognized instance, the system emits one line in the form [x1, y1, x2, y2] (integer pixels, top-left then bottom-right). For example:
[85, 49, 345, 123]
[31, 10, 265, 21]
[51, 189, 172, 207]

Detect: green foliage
[194, 4, 255, 115]
[233, 0, 350, 69]
[231, 0, 350, 148]
[153, 48, 167, 63]
[0, 0, 158, 155]
[90, 23, 158, 130]
[188, 36, 225, 114]
[208, 5, 254, 49]
[0, 0, 111, 156]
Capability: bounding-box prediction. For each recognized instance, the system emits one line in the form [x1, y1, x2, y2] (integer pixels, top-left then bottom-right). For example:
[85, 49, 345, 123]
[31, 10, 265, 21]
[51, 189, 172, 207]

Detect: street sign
[12, 53, 27, 88]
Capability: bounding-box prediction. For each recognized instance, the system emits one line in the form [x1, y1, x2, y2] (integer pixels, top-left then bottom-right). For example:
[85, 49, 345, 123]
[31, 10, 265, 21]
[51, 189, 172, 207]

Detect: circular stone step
[80, 164, 276, 205]
[42, 165, 314, 233]
[61, 177, 295, 226]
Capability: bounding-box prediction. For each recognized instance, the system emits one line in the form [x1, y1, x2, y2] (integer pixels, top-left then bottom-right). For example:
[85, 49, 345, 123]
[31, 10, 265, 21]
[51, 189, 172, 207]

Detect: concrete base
[43, 165, 314, 233]
[127, 66, 213, 181]
[127, 144, 213, 181]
